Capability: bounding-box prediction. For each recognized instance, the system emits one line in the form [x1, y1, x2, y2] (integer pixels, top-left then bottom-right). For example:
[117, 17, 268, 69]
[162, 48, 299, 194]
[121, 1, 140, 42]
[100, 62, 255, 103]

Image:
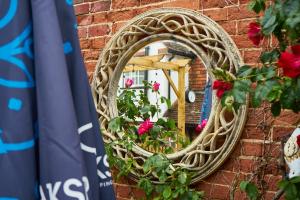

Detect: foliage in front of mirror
[212, 0, 300, 199]
[106, 80, 203, 200]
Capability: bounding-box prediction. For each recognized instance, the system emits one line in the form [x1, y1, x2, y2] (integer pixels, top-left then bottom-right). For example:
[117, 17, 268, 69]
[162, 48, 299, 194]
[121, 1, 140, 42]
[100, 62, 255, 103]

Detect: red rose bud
[297, 135, 300, 147]
[248, 22, 263, 46]
[153, 82, 160, 91]
[125, 78, 133, 88]
[213, 80, 233, 98]
[278, 51, 300, 78]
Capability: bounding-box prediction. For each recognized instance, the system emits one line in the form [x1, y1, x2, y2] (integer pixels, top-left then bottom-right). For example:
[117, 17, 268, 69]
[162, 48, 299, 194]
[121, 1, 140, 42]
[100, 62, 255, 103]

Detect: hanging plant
[211, 0, 300, 199]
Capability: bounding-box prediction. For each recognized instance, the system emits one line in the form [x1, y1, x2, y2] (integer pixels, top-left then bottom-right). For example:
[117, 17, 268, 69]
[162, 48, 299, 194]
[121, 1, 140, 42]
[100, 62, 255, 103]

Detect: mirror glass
[117, 40, 212, 153]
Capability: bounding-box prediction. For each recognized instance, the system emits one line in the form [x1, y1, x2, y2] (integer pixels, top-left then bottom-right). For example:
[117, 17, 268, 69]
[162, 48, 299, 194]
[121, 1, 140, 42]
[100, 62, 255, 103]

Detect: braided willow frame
[91, 8, 248, 183]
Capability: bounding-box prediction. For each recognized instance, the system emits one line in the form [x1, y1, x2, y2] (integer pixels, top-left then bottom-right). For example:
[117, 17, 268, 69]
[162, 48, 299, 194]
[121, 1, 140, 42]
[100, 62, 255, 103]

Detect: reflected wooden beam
[178, 66, 186, 138]
[162, 69, 180, 98]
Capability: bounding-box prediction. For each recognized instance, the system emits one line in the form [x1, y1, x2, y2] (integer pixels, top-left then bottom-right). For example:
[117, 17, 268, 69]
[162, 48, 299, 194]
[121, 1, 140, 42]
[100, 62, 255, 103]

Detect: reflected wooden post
[178, 66, 185, 138]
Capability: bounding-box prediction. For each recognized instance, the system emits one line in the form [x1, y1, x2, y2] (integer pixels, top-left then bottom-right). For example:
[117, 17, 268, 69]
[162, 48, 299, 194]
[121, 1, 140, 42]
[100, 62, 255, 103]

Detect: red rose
[213, 80, 233, 98]
[297, 135, 300, 147]
[278, 46, 300, 78]
[248, 22, 263, 46]
[125, 78, 133, 88]
[138, 119, 153, 135]
[195, 119, 208, 133]
[216, 90, 225, 98]
[153, 82, 160, 92]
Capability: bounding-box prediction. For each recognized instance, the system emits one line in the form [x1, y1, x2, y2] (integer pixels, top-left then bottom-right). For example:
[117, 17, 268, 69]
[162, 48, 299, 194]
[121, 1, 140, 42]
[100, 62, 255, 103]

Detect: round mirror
[92, 8, 248, 183]
[117, 40, 211, 153]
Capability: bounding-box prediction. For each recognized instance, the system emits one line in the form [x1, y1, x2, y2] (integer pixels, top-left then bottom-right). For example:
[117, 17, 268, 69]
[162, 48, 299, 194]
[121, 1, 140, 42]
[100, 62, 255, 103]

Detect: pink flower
[153, 82, 160, 91]
[248, 22, 263, 46]
[201, 119, 207, 128]
[195, 119, 208, 133]
[138, 119, 153, 135]
[213, 80, 233, 98]
[125, 78, 133, 88]
[195, 124, 203, 133]
[278, 45, 300, 78]
[297, 135, 300, 147]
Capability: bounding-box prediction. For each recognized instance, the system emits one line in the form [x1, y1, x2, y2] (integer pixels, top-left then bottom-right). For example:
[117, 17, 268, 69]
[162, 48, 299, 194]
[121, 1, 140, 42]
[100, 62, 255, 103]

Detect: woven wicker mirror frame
[91, 8, 248, 183]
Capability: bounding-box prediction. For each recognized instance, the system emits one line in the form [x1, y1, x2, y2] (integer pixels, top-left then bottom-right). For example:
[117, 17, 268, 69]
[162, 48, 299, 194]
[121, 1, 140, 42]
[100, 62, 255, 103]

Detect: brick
[92, 12, 108, 23]
[201, 0, 238, 9]
[79, 39, 91, 49]
[237, 19, 256, 35]
[77, 14, 92, 26]
[244, 50, 261, 64]
[210, 184, 230, 199]
[162, 0, 200, 10]
[107, 9, 136, 22]
[272, 126, 295, 141]
[242, 125, 265, 140]
[74, 3, 90, 15]
[141, 0, 166, 5]
[274, 110, 300, 126]
[77, 27, 88, 38]
[74, 0, 83, 4]
[85, 61, 97, 73]
[206, 170, 237, 185]
[112, 21, 126, 34]
[116, 185, 132, 198]
[112, 0, 139, 9]
[88, 24, 110, 37]
[90, 37, 107, 49]
[132, 188, 145, 199]
[241, 141, 263, 156]
[203, 8, 227, 21]
[90, 1, 111, 12]
[219, 20, 237, 35]
[239, 158, 255, 173]
[228, 4, 258, 20]
[264, 175, 282, 192]
[232, 34, 256, 49]
[83, 49, 99, 60]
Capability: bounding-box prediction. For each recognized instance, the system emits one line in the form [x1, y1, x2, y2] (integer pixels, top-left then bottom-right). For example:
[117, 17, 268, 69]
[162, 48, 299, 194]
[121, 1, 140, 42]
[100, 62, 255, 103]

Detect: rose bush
[212, 0, 300, 199]
[107, 81, 203, 200]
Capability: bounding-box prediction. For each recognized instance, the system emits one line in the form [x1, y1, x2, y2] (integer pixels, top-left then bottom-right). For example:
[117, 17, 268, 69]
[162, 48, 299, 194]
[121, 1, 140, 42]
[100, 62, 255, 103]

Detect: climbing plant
[212, 0, 300, 199]
[106, 80, 203, 200]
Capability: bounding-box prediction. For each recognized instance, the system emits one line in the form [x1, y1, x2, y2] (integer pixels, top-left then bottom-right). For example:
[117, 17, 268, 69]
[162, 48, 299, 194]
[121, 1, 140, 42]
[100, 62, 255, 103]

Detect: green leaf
[108, 117, 121, 132]
[260, 50, 280, 64]
[240, 181, 259, 200]
[178, 172, 188, 184]
[290, 176, 300, 184]
[261, 8, 278, 35]
[138, 178, 154, 196]
[234, 79, 252, 92]
[141, 105, 151, 114]
[248, 0, 265, 13]
[240, 181, 249, 191]
[237, 65, 254, 78]
[271, 101, 281, 116]
[163, 186, 172, 199]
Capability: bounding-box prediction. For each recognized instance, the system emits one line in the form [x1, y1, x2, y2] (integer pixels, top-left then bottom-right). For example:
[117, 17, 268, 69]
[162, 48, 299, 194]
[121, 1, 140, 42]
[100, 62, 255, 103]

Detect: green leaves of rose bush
[138, 154, 203, 200]
[226, 62, 300, 116]
[278, 177, 300, 200]
[107, 82, 203, 199]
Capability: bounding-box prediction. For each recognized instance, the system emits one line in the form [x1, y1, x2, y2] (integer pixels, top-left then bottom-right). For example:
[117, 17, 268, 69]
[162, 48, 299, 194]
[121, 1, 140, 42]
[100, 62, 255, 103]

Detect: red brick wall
[74, 0, 299, 199]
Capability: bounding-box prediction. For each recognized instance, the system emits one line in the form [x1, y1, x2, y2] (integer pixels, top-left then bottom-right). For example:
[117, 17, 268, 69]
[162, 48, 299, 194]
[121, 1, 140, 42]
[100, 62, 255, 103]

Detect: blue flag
[0, 0, 116, 199]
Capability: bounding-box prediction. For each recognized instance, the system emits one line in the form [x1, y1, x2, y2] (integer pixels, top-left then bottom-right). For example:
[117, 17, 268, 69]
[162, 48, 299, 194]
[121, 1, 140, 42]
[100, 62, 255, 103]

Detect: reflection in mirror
[117, 40, 212, 153]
